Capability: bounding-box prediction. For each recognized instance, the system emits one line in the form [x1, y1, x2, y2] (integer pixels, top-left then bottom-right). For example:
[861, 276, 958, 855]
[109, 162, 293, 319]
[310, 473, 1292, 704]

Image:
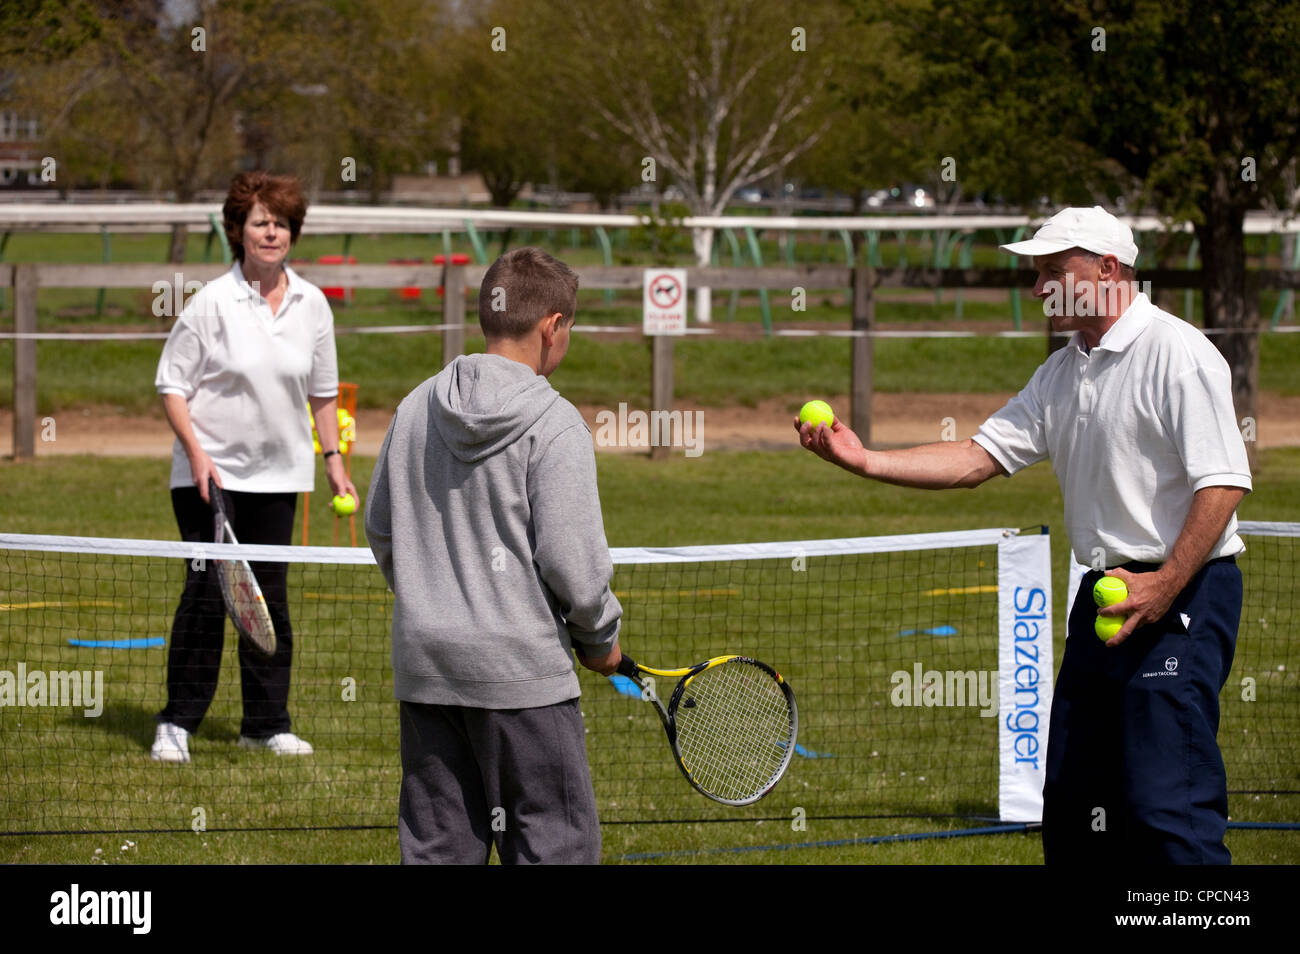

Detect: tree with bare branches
[530, 0, 840, 320]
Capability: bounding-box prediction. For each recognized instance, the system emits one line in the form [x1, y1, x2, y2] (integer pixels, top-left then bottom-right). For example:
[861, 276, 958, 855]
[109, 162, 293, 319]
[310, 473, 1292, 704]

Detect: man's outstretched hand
[794, 415, 866, 476]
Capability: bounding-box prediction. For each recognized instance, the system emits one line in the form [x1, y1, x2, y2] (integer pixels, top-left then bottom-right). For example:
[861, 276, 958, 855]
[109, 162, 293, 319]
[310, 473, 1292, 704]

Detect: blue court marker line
[898, 625, 958, 637]
[68, 637, 165, 650]
[794, 743, 833, 758]
[617, 823, 1030, 861]
[608, 674, 641, 698]
[778, 740, 833, 759]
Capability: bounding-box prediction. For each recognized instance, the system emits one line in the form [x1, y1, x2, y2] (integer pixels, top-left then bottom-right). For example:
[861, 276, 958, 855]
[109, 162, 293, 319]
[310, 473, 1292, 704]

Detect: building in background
[0, 97, 43, 186]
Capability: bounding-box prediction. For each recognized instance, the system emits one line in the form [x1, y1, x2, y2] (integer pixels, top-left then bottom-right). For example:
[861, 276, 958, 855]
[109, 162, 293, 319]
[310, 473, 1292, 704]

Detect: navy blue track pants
[1042, 557, 1241, 865]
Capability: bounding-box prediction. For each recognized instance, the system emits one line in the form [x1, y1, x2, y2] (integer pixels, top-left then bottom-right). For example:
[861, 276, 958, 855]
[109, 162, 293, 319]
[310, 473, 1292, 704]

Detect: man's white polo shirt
[156, 262, 339, 493]
[973, 294, 1251, 567]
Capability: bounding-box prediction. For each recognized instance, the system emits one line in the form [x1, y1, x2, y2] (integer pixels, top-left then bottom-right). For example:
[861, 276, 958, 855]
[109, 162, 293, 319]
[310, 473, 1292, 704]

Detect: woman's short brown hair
[222, 171, 308, 263]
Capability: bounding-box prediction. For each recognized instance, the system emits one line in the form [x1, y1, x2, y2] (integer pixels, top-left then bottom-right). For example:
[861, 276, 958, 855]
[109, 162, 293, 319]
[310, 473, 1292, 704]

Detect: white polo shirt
[156, 262, 339, 493]
[973, 294, 1251, 567]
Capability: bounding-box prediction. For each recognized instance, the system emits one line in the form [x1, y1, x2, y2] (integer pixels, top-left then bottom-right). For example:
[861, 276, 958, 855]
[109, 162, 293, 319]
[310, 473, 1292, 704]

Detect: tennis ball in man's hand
[1093, 575, 1128, 607]
[1095, 614, 1125, 642]
[331, 494, 357, 517]
[799, 400, 835, 429]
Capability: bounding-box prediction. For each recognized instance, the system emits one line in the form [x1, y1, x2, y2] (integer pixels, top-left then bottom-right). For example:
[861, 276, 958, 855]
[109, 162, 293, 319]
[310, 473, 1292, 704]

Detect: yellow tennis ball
[331, 494, 357, 517]
[1093, 576, 1128, 607]
[1095, 614, 1124, 641]
[799, 400, 835, 429]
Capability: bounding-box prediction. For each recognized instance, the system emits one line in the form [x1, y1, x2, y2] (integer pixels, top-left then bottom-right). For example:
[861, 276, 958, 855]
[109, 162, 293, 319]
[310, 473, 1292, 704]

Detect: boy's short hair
[478, 247, 579, 339]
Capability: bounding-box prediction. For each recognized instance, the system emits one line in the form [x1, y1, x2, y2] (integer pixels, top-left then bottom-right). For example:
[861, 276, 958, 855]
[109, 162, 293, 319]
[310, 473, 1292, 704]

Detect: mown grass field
[2, 449, 1297, 865]
[1, 228, 1296, 863]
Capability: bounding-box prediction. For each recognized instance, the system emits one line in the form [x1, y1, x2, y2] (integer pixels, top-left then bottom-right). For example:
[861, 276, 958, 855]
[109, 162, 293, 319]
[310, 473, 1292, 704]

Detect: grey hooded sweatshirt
[365, 353, 622, 709]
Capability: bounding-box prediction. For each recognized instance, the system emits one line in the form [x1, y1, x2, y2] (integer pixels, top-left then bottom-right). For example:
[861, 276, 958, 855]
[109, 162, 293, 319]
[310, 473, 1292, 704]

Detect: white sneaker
[150, 722, 191, 763]
[239, 732, 314, 756]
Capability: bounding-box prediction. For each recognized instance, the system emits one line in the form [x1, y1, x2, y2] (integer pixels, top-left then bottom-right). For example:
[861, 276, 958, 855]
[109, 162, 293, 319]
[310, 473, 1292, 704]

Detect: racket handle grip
[616, 654, 638, 679]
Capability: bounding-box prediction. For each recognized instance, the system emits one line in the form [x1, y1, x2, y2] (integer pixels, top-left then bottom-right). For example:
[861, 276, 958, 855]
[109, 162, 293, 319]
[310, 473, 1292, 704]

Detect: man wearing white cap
[796, 206, 1251, 864]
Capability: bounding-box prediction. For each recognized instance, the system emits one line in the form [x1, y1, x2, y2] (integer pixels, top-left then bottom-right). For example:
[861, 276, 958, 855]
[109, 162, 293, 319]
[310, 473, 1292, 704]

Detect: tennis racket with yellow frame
[617, 653, 798, 806]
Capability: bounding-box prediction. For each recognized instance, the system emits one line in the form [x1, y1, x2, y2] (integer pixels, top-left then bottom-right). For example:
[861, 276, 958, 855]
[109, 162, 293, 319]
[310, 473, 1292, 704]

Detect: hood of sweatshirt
[431, 353, 561, 462]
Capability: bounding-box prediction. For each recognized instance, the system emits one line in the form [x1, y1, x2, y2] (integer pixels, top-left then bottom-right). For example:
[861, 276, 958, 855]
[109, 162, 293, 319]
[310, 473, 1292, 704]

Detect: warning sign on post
[643, 269, 687, 335]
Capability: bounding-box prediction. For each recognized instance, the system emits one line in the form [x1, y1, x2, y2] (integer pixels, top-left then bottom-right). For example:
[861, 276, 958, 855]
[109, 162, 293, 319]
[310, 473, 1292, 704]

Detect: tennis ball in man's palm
[331, 494, 357, 517]
[799, 400, 835, 429]
[1093, 576, 1128, 607]
[1095, 614, 1125, 642]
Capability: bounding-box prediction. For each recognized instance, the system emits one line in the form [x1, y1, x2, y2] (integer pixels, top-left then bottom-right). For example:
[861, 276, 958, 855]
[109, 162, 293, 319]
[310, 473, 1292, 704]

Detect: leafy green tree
[310, 0, 449, 202]
[21, 1, 324, 260]
[449, 3, 548, 211]
[865, 0, 1300, 439]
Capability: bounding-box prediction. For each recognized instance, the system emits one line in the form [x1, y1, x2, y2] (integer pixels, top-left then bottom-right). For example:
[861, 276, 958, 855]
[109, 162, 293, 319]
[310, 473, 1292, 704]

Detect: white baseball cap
[999, 206, 1139, 266]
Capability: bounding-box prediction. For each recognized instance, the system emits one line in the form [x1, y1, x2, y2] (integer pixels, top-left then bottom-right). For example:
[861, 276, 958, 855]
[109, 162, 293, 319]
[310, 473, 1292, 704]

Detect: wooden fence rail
[6, 263, 1299, 459]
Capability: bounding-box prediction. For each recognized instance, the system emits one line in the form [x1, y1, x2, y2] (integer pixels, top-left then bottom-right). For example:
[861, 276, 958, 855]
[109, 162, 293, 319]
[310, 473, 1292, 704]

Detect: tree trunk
[168, 224, 189, 265]
[692, 225, 714, 324]
[169, 182, 194, 264]
[1194, 192, 1257, 470]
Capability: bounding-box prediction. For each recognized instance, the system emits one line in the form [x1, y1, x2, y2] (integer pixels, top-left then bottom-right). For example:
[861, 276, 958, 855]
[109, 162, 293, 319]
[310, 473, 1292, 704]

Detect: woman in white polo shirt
[150, 171, 358, 764]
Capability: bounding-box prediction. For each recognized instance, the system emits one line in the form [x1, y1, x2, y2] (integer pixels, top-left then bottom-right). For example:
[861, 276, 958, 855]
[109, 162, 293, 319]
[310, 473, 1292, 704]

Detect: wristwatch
[323, 449, 340, 460]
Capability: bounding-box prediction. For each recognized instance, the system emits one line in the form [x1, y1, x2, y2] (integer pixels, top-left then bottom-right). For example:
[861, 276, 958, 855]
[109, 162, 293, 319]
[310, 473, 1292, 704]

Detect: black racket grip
[207, 477, 222, 511]
[616, 654, 638, 679]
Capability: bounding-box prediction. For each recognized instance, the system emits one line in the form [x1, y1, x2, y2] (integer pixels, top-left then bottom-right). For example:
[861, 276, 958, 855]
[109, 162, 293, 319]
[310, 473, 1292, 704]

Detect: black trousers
[158, 487, 297, 738]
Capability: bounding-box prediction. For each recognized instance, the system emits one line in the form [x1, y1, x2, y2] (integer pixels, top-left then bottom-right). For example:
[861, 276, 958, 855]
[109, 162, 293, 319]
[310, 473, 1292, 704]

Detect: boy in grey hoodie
[365, 247, 622, 864]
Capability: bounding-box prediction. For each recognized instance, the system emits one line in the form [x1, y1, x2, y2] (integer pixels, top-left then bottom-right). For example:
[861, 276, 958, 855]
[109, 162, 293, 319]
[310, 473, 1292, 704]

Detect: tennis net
[0, 524, 1294, 834]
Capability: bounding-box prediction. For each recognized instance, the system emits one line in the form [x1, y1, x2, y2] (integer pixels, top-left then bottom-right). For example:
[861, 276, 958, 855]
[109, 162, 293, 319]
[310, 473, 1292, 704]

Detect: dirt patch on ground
[5, 392, 1299, 458]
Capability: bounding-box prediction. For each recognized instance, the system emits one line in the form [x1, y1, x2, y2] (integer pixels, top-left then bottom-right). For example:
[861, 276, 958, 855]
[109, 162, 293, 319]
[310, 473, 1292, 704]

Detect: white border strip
[996, 532, 1052, 823]
[0, 533, 376, 565]
[1, 527, 1018, 567]
[1239, 520, 1300, 537]
[608, 527, 1017, 564]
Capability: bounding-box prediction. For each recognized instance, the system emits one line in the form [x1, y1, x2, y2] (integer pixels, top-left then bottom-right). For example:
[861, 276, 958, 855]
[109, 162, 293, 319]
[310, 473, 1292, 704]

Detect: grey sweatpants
[398, 698, 602, 864]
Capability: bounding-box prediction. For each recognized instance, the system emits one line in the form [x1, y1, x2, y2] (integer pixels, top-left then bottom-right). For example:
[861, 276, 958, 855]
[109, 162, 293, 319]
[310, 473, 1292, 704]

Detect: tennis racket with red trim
[209, 478, 276, 657]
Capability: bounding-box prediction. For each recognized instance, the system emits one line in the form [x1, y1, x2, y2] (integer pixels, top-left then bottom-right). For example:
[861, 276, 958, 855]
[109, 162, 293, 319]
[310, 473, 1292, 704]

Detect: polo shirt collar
[231, 260, 303, 306]
[1072, 292, 1154, 355]
[1097, 292, 1154, 352]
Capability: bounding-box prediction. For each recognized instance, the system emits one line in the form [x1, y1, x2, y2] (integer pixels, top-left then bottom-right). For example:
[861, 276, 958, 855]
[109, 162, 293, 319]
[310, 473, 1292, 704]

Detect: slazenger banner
[997, 532, 1054, 822]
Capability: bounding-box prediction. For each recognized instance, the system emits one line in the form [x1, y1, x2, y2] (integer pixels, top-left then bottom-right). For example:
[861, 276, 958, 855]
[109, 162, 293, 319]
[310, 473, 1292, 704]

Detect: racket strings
[216, 560, 276, 654]
[673, 660, 794, 802]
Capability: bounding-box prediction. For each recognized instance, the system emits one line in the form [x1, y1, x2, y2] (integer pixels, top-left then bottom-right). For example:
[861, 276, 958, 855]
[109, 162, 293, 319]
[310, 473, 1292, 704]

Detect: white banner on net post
[997, 532, 1054, 822]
